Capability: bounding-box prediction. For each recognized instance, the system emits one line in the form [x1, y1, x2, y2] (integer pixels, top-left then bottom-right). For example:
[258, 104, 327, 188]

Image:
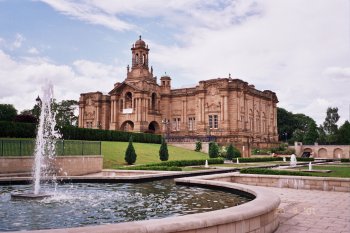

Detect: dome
[135, 35, 146, 48]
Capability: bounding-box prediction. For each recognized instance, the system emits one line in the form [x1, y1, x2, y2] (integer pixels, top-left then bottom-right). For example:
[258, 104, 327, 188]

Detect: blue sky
[0, 0, 349, 125]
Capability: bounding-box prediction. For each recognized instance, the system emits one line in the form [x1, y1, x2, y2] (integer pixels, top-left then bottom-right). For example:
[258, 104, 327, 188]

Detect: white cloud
[0, 49, 123, 111]
[324, 67, 350, 81]
[12, 33, 25, 48]
[27, 47, 40, 55]
[39, 0, 134, 31]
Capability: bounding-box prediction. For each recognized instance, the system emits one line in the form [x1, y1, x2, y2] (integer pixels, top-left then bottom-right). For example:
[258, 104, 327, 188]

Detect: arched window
[125, 92, 132, 109]
[151, 93, 157, 110]
[143, 54, 147, 65]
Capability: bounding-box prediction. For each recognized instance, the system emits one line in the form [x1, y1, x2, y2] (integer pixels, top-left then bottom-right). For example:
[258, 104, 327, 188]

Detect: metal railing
[0, 140, 102, 156]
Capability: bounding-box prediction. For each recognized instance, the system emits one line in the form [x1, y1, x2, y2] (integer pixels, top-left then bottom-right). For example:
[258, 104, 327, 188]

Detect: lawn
[294, 165, 350, 178]
[102, 141, 209, 168]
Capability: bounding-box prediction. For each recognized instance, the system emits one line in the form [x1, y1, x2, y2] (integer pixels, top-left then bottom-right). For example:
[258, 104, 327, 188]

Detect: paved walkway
[267, 187, 350, 233]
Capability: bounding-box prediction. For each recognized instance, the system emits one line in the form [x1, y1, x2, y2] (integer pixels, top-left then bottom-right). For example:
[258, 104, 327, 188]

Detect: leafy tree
[303, 121, 318, 144]
[14, 114, 37, 123]
[208, 142, 219, 158]
[277, 108, 295, 141]
[52, 100, 78, 128]
[0, 104, 17, 121]
[322, 107, 340, 144]
[337, 121, 350, 144]
[232, 146, 242, 158]
[125, 136, 137, 164]
[278, 107, 319, 144]
[159, 138, 169, 161]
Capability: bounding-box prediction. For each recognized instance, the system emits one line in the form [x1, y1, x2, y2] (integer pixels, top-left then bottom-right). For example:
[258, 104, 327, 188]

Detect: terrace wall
[0, 156, 103, 176]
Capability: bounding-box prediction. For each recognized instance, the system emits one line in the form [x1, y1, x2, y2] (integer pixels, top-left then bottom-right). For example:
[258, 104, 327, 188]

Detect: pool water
[0, 180, 252, 231]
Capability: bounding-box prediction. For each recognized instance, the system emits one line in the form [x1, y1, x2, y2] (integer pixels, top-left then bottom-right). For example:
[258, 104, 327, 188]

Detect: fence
[0, 140, 102, 156]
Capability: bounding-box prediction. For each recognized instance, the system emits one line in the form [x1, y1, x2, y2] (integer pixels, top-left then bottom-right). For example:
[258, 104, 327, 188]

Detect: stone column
[110, 100, 114, 123]
[224, 95, 228, 122]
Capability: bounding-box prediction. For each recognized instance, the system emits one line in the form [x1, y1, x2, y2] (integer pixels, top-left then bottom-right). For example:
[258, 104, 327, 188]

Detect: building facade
[78, 37, 279, 153]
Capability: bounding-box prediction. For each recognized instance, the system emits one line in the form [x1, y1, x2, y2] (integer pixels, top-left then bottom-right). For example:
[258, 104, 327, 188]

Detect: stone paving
[267, 187, 350, 233]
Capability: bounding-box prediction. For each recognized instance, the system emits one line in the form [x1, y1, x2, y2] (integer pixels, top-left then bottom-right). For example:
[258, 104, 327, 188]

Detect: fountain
[236, 158, 239, 164]
[283, 157, 286, 162]
[290, 154, 297, 167]
[11, 82, 60, 199]
[309, 162, 312, 171]
[204, 160, 209, 168]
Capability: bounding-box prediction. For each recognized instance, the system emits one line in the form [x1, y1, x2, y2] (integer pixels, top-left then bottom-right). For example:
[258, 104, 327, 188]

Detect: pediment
[108, 81, 142, 95]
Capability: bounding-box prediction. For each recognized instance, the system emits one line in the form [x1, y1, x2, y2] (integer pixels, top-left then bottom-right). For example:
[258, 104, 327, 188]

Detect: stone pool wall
[202, 173, 350, 192]
[0, 156, 103, 176]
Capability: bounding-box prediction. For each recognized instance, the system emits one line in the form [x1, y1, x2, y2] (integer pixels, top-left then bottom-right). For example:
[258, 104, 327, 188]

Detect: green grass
[102, 141, 209, 168]
[295, 165, 350, 178]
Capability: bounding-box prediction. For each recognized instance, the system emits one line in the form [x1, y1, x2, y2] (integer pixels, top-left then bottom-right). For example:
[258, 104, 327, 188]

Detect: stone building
[78, 37, 279, 154]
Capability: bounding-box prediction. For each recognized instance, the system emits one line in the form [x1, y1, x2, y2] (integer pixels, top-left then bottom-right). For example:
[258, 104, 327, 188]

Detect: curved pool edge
[9, 177, 280, 233]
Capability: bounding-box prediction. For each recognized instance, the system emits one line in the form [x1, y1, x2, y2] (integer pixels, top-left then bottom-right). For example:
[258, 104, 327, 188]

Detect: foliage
[337, 121, 350, 145]
[195, 141, 202, 152]
[60, 126, 161, 143]
[0, 121, 36, 138]
[208, 141, 219, 158]
[0, 104, 17, 121]
[14, 114, 37, 123]
[122, 166, 182, 171]
[321, 107, 340, 144]
[159, 138, 169, 161]
[251, 148, 271, 155]
[340, 158, 350, 163]
[52, 100, 79, 128]
[124, 136, 137, 165]
[130, 158, 224, 168]
[240, 168, 313, 176]
[226, 144, 234, 160]
[277, 107, 319, 144]
[237, 157, 314, 163]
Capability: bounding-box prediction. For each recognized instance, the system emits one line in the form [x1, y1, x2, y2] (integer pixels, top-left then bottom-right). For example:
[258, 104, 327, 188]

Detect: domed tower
[132, 36, 149, 69]
[126, 36, 154, 82]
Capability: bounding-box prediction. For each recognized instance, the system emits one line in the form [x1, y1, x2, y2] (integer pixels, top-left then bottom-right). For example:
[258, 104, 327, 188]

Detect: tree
[303, 121, 318, 144]
[14, 113, 37, 123]
[125, 136, 137, 165]
[322, 107, 340, 144]
[208, 142, 219, 158]
[277, 107, 295, 141]
[0, 104, 17, 121]
[337, 121, 350, 145]
[226, 144, 235, 160]
[159, 138, 169, 161]
[53, 100, 79, 128]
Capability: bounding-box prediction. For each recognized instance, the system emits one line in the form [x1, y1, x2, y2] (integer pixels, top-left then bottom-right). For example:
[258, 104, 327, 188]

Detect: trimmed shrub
[159, 138, 169, 161]
[340, 158, 350, 163]
[0, 121, 36, 138]
[209, 142, 219, 158]
[240, 168, 313, 176]
[122, 166, 182, 171]
[226, 144, 234, 160]
[59, 126, 162, 143]
[195, 141, 202, 152]
[124, 136, 137, 165]
[133, 158, 224, 168]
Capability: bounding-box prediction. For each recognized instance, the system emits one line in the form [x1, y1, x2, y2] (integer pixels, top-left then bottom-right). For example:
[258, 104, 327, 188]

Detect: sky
[0, 0, 349, 125]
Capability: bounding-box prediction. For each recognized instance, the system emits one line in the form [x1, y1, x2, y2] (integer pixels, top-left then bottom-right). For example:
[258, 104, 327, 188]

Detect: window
[208, 115, 218, 129]
[172, 118, 181, 131]
[188, 117, 196, 131]
[86, 122, 93, 128]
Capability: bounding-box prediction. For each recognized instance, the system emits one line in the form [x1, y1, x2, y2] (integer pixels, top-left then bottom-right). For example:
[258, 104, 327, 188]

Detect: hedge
[143, 158, 224, 167]
[0, 121, 36, 138]
[0, 121, 161, 144]
[340, 158, 350, 163]
[122, 166, 182, 171]
[237, 157, 314, 163]
[240, 168, 313, 176]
